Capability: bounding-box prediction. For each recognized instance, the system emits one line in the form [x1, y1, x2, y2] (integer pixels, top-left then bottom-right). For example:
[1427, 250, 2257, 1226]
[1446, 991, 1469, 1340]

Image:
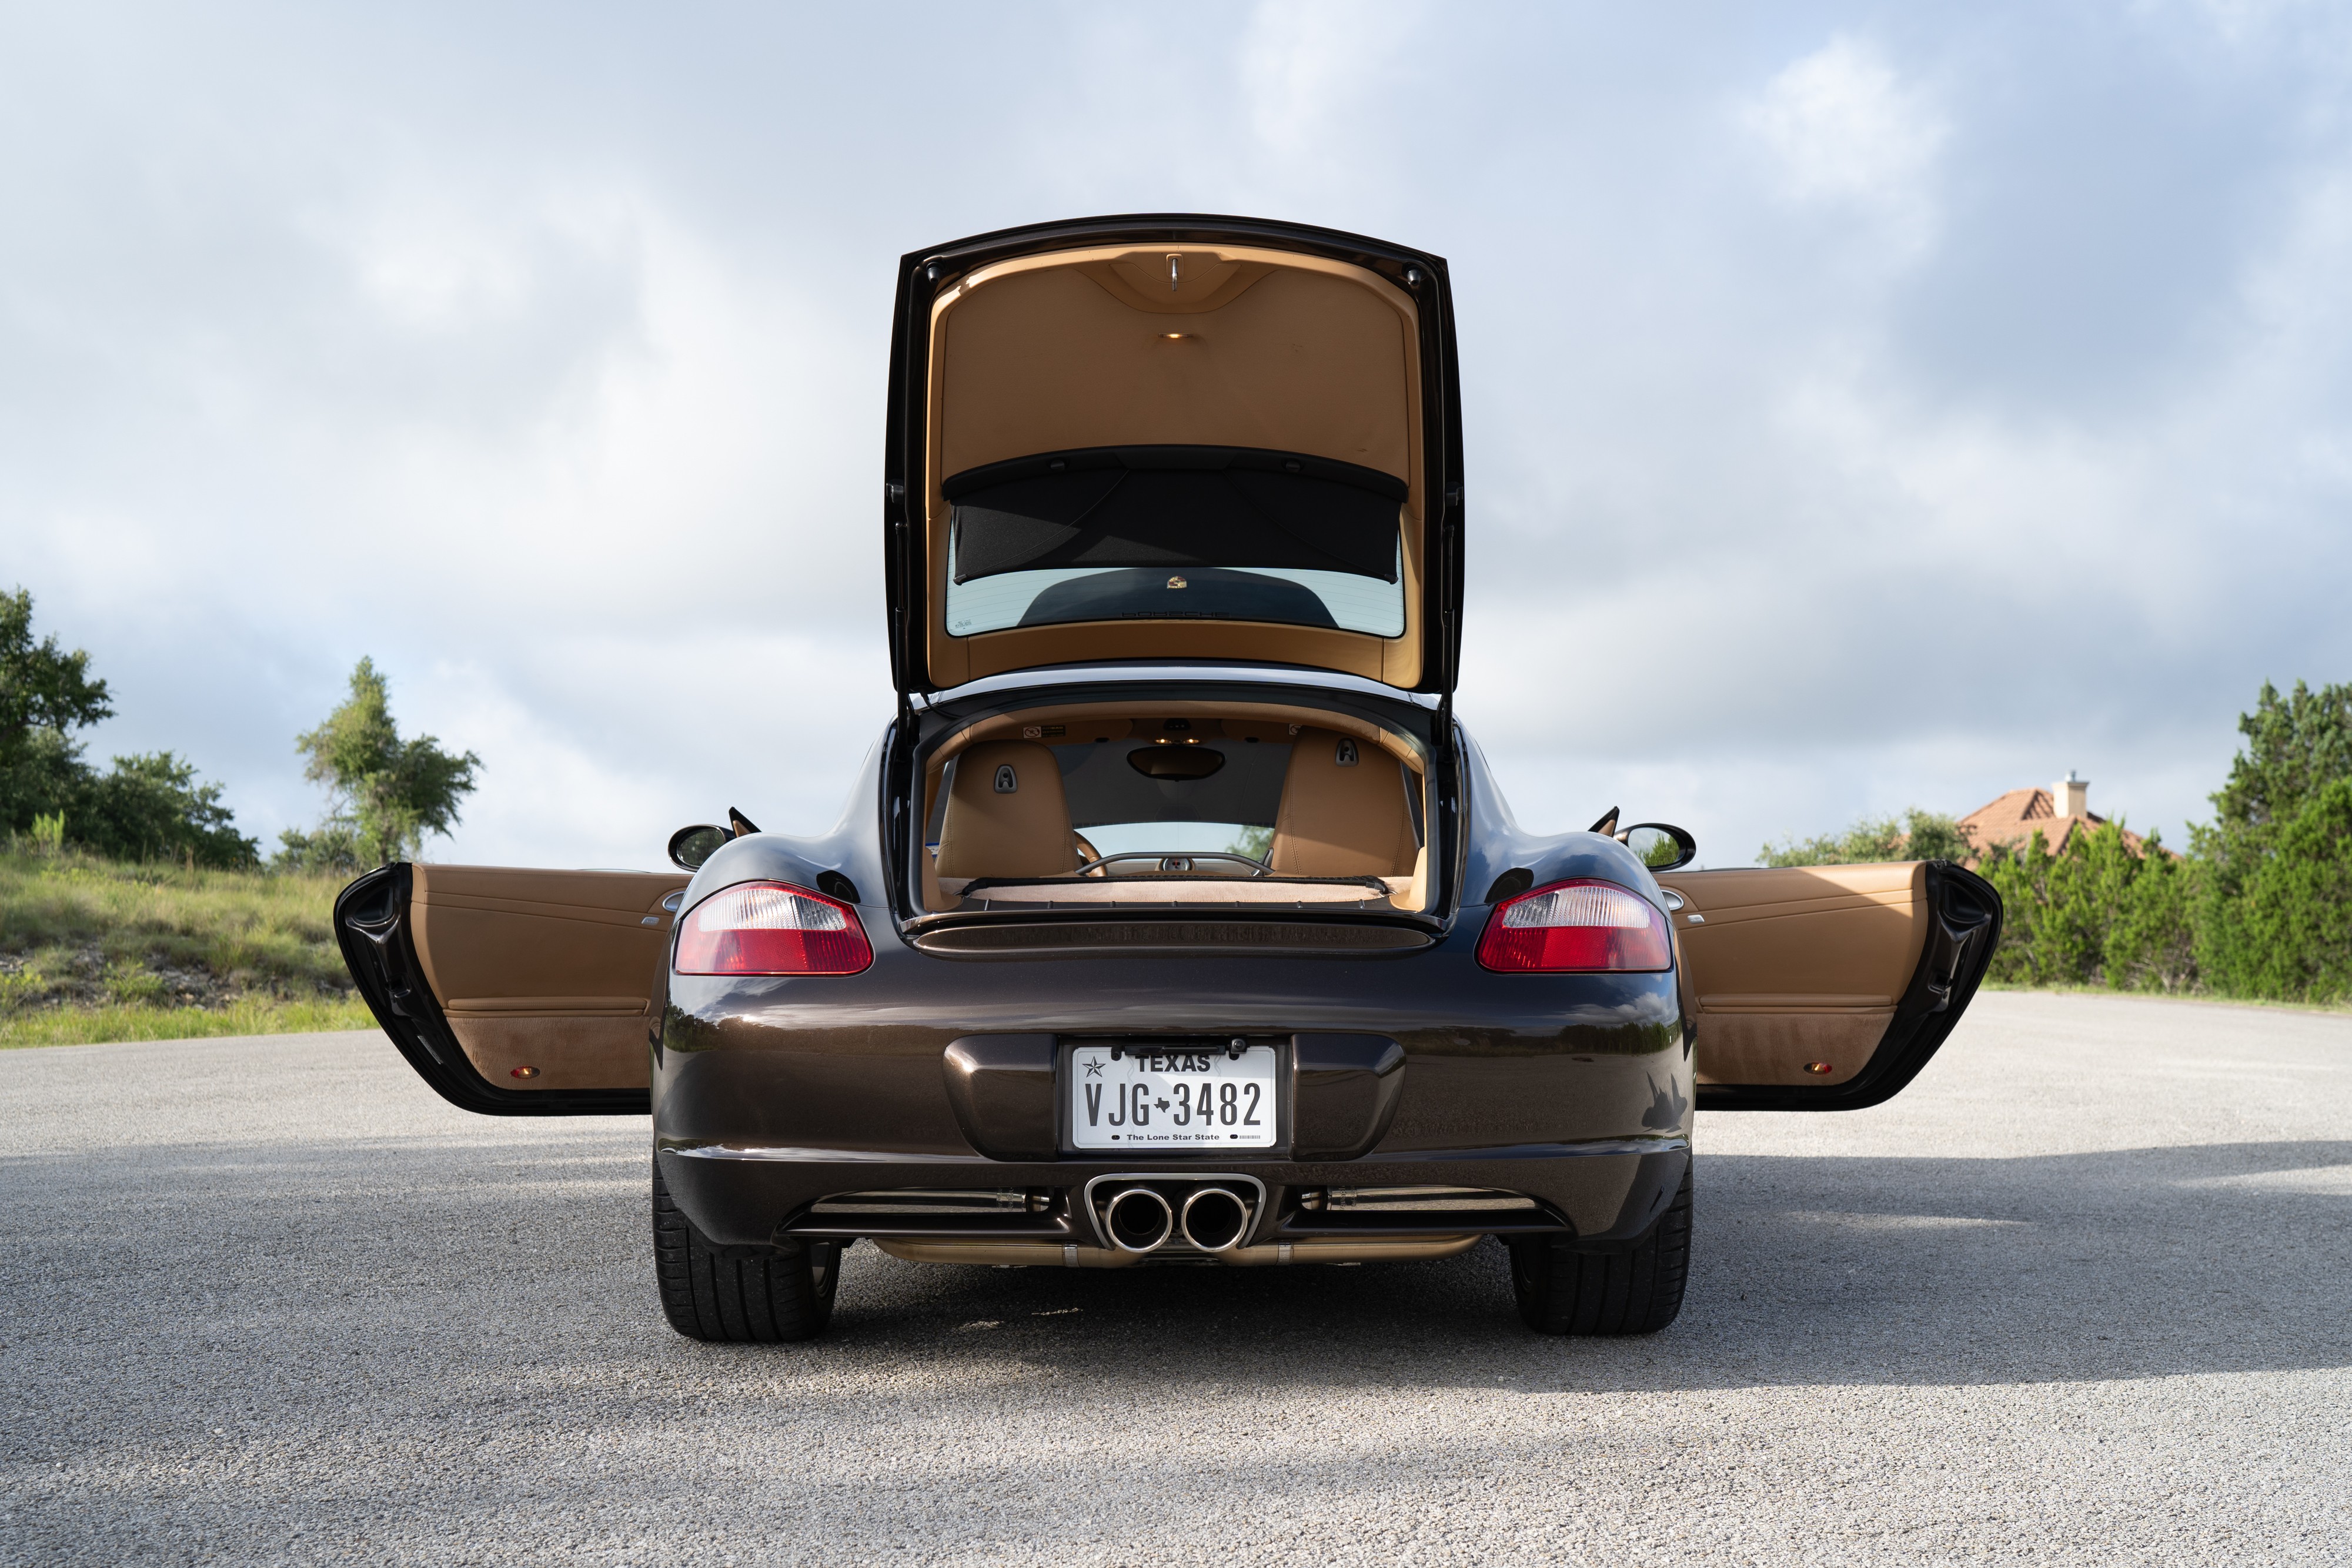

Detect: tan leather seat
[936, 741, 1080, 880]
[1268, 728, 1419, 878]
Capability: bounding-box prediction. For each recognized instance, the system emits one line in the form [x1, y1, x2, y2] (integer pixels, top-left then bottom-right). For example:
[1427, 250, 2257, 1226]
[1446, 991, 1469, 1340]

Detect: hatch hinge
[1433, 689, 1458, 819]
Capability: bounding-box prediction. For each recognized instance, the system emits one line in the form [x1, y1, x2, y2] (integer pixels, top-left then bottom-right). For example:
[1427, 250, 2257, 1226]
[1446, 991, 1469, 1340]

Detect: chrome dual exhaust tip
[1179, 1186, 1250, 1253]
[1102, 1187, 1174, 1253]
[1101, 1182, 1254, 1254]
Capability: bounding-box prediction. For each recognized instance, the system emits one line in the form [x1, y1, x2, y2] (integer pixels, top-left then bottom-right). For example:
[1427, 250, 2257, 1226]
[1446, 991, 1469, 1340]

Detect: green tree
[0, 586, 113, 834]
[286, 658, 480, 868]
[2206, 679, 2352, 838]
[2100, 830, 2199, 992]
[1978, 829, 2080, 985]
[1976, 820, 2197, 992]
[2181, 679, 2352, 1002]
[1, 587, 256, 864]
[78, 751, 261, 867]
[2196, 778, 2352, 1002]
[2194, 679, 2352, 888]
[1759, 808, 1970, 867]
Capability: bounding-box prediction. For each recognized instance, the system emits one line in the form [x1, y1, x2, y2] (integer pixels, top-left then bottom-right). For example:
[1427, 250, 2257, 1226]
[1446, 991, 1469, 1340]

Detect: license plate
[1067, 1042, 1279, 1151]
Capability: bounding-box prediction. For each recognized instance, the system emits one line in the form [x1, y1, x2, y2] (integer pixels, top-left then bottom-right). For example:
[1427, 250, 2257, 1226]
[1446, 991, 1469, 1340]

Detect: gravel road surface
[4, 991, 2348, 1566]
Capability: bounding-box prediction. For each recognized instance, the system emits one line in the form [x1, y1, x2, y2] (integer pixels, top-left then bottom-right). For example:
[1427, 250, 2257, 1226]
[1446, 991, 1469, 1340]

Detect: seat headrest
[1267, 728, 1419, 879]
[936, 740, 1078, 880]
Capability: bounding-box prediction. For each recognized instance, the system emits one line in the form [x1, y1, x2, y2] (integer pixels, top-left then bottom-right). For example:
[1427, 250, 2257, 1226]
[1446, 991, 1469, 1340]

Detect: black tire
[1507, 1161, 1691, 1335]
[652, 1156, 838, 1342]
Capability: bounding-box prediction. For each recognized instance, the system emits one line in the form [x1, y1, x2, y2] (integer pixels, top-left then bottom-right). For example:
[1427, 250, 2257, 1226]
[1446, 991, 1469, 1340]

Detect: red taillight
[674, 881, 872, 976]
[1475, 878, 1672, 973]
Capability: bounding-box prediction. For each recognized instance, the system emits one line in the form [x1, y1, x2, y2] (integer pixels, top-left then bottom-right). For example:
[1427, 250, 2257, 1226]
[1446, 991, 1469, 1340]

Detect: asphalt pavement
[3, 991, 2348, 1566]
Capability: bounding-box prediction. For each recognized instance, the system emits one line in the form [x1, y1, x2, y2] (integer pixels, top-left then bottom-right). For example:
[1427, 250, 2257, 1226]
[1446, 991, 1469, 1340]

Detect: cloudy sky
[5, 1, 2349, 869]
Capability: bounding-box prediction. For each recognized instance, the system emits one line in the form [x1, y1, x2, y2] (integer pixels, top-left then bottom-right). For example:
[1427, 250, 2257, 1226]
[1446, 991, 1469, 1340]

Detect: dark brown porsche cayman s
[336, 215, 2000, 1342]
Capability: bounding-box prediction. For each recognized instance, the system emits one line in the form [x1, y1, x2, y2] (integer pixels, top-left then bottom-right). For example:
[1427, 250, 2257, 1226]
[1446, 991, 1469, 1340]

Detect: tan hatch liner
[1656, 863, 1930, 1087]
[923, 245, 1428, 688]
[409, 865, 687, 1091]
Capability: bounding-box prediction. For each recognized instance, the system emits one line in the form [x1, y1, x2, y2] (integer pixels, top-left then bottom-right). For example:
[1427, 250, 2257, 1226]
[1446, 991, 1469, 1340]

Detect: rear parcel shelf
[909, 917, 1436, 957]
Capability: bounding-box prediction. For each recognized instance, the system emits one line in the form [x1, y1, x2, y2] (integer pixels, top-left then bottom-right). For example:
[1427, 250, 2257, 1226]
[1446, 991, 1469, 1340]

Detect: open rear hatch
[883, 215, 1465, 696]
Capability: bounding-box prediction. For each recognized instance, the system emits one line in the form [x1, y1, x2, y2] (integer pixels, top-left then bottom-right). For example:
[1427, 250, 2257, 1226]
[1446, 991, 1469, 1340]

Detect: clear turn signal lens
[674, 881, 872, 976]
[1475, 878, 1672, 973]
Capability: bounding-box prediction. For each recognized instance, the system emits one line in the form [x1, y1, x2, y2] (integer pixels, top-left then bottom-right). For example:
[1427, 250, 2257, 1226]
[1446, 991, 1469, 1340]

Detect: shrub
[2195, 779, 2352, 1003]
[273, 822, 366, 876]
[1759, 808, 1970, 867]
[74, 751, 260, 868]
[2100, 834, 2200, 992]
[1976, 821, 2193, 991]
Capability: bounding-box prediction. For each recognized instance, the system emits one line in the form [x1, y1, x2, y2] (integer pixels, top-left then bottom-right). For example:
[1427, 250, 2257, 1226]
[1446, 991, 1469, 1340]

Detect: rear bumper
[656, 1138, 1690, 1249]
[653, 931, 1690, 1247]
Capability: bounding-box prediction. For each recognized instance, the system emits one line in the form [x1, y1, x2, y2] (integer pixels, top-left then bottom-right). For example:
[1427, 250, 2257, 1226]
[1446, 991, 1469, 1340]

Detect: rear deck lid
[884, 215, 1464, 696]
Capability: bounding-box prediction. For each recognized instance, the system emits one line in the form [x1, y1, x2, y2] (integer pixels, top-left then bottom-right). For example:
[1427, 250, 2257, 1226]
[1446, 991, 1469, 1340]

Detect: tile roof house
[1959, 772, 2153, 860]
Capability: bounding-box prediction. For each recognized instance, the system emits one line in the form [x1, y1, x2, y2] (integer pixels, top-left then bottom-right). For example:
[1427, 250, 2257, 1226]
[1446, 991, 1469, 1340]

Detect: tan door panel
[1657, 864, 1929, 1087]
[410, 865, 689, 1093]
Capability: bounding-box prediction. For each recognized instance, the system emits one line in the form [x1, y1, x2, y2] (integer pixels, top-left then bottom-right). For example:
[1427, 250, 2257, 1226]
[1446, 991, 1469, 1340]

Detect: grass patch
[2, 996, 376, 1048]
[1977, 980, 2352, 1015]
[0, 847, 369, 1047]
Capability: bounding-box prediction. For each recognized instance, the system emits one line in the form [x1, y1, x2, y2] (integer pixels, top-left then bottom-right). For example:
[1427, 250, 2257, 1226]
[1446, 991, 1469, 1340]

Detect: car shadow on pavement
[811, 1136, 2352, 1394]
[6, 1132, 2348, 1405]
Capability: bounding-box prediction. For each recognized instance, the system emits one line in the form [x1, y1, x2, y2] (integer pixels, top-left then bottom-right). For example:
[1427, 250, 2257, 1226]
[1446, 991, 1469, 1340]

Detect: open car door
[335, 862, 688, 1115]
[1653, 861, 2000, 1111]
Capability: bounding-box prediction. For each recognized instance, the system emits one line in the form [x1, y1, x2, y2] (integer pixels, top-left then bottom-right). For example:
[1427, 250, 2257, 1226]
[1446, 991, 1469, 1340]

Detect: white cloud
[1742, 36, 1947, 258]
[1239, 0, 1423, 170]
[4, 3, 2350, 873]
[335, 199, 544, 333]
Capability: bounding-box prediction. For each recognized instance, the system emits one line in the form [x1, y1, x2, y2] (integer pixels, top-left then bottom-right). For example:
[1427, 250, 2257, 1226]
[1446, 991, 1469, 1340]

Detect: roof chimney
[2056, 770, 2088, 819]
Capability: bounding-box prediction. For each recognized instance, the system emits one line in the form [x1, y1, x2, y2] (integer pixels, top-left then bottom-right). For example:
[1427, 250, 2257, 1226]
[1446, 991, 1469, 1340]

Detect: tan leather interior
[921, 245, 1426, 688]
[410, 865, 686, 1091]
[1391, 845, 1430, 912]
[1268, 728, 1419, 878]
[934, 740, 1080, 880]
[1655, 864, 1929, 1087]
[920, 704, 1430, 912]
[959, 878, 1395, 907]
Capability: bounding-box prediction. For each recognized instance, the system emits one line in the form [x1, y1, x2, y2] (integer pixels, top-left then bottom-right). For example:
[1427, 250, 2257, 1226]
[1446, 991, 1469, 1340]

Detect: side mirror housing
[1618, 823, 1698, 871]
[667, 824, 730, 871]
